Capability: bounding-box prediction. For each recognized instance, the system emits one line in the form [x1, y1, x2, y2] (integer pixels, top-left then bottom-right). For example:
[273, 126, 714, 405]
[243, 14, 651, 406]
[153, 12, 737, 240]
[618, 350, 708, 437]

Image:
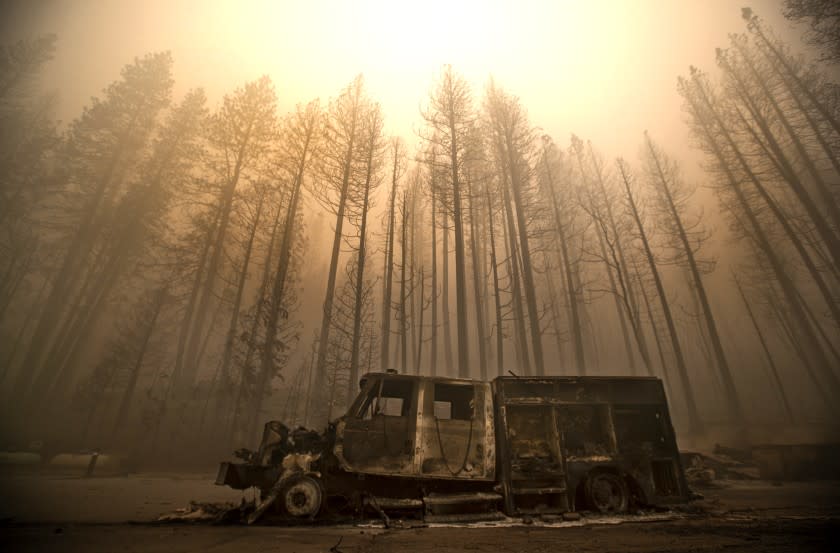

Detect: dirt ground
[1, 469, 838, 552]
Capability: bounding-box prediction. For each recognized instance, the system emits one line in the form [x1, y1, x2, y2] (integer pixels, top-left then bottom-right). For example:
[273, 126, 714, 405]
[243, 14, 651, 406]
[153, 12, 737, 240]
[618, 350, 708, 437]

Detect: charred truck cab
[217, 373, 690, 522]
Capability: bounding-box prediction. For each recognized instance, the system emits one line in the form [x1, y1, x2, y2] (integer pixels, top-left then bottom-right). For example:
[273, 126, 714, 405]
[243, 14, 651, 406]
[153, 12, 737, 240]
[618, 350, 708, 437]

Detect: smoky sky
[0, 0, 813, 163]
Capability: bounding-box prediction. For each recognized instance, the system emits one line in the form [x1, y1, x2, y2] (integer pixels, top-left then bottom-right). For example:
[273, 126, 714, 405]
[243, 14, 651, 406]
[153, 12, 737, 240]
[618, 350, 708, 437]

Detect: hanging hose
[372, 379, 406, 457]
[434, 412, 475, 477]
[380, 403, 407, 457]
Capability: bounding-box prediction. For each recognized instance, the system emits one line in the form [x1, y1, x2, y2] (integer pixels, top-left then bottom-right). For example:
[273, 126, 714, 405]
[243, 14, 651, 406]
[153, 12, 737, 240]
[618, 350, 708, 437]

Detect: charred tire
[280, 475, 323, 518]
[583, 471, 629, 514]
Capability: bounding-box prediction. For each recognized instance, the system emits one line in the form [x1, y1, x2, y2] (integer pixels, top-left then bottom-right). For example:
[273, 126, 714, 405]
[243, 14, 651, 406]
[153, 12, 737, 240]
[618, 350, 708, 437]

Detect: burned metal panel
[333, 374, 495, 480]
[334, 377, 418, 475]
[557, 403, 617, 461]
[505, 405, 564, 478]
[215, 420, 327, 504]
[607, 379, 667, 404]
[497, 376, 665, 404]
[493, 380, 516, 515]
[493, 376, 689, 511]
[612, 405, 671, 456]
[416, 380, 495, 480]
[607, 403, 687, 501]
[493, 379, 570, 515]
[752, 443, 840, 481]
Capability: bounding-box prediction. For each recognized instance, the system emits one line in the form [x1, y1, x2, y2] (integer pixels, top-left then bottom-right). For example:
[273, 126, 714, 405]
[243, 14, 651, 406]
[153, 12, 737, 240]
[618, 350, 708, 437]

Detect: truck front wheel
[280, 475, 324, 518]
[583, 471, 629, 513]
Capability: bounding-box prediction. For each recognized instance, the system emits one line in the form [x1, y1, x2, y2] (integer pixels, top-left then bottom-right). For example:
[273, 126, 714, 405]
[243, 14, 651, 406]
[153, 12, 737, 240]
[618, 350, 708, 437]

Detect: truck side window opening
[433, 383, 474, 421]
[558, 404, 613, 457]
[378, 397, 404, 417]
[357, 379, 412, 419]
[613, 406, 666, 452]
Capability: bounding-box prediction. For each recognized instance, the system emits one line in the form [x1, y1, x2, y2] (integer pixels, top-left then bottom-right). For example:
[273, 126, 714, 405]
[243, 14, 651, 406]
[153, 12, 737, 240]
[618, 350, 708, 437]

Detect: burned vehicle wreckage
[216, 373, 690, 523]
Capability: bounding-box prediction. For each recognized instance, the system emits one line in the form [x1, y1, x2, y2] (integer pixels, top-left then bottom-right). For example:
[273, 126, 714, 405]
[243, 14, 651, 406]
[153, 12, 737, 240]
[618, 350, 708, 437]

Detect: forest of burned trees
[0, 8, 838, 464]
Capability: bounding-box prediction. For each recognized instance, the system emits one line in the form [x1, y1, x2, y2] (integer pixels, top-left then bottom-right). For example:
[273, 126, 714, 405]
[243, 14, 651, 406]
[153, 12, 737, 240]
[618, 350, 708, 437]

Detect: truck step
[512, 486, 567, 495]
[365, 497, 423, 509]
[424, 511, 507, 524]
[422, 492, 503, 506]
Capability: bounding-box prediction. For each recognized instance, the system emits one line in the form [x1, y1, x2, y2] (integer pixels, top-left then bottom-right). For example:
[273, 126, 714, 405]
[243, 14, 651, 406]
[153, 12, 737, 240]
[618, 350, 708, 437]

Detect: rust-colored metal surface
[217, 373, 690, 523]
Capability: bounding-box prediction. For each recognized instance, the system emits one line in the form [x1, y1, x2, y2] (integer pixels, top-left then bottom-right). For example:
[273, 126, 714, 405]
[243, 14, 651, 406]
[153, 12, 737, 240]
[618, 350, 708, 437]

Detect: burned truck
[217, 373, 689, 522]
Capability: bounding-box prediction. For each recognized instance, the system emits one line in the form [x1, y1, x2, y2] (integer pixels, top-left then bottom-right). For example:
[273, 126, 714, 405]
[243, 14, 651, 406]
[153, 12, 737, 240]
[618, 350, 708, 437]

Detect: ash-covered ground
[1, 468, 838, 552]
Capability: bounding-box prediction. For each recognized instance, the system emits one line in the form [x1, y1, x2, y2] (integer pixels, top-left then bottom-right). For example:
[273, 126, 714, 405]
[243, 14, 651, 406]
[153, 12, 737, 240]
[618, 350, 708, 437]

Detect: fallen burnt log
[751, 443, 840, 481]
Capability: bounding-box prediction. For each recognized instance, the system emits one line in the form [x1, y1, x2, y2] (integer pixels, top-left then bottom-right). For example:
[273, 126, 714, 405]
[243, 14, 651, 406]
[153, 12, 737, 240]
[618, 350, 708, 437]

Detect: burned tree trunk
[441, 210, 453, 374]
[733, 274, 795, 423]
[251, 100, 318, 436]
[486, 187, 505, 377]
[348, 109, 382, 394]
[218, 186, 266, 396]
[617, 159, 702, 434]
[540, 142, 586, 374]
[110, 286, 168, 442]
[430, 169, 439, 376]
[380, 138, 404, 371]
[501, 181, 532, 376]
[467, 173, 488, 380]
[644, 134, 743, 426]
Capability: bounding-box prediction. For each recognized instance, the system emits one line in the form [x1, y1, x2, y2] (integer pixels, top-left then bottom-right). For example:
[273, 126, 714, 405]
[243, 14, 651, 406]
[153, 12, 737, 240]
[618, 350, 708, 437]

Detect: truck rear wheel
[583, 471, 629, 513]
[280, 475, 323, 518]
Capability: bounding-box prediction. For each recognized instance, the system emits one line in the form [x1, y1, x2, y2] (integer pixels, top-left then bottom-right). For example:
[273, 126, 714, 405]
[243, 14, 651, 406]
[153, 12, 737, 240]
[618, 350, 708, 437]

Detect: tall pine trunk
[467, 175, 488, 380]
[617, 159, 701, 433]
[541, 152, 586, 374]
[645, 135, 744, 425]
[684, 70, 840, 331]
[505, 143, 544, 376]
[348, 126, 377, 396]
[253, 109, 316, 438]
[501, 183, 532, 376]
[380, 152, 399, 371]
[682, 77, 839, 395]
[441, 211, 453, 374]
[228, 189, 284, 446]
[733, 275, 795, 423]
[218, 187, 266, 407]
[399, 192, 409, 372]
[717, 53, 840, 270]
[485, 189, 505, 377]
[430, 179, 438, 376]
[110, 286, 168, 444]
[181, 118, 255, 391]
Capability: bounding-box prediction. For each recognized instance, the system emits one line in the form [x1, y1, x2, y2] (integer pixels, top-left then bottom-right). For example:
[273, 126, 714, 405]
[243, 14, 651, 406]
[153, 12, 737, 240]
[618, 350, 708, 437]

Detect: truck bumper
[215, 462, 279, 490]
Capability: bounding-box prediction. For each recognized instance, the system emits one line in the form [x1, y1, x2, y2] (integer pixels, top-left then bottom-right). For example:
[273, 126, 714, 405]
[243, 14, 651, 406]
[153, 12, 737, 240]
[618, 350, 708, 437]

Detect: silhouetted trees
[244, 100, 318, 441]
[782, 1, 840, 62]
[3, 5, 840, 464]
[311, 76, 379, 421]
[380, 137, 405, 371]
[421, 66, 474, 378]
[17, 52, 174, 410]
[177, 75, 278, 393]
[484, 82, 546, 376]
[616, 158, 702, 433]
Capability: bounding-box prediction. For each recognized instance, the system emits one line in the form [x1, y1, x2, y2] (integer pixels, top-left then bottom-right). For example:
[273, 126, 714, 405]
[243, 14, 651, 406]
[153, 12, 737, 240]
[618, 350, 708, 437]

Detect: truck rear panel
[493, 376, 689, 515]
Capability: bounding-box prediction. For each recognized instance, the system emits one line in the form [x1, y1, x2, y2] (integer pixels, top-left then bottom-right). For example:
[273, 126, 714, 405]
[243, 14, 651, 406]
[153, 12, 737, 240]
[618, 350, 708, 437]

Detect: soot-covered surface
[1, 470, 838, 552]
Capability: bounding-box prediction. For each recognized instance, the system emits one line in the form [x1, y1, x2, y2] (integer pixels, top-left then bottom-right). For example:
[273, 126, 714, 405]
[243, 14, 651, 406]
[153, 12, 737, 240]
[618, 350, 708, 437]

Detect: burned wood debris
[215, 373, 693, 524]
[682, 443, 840, 485]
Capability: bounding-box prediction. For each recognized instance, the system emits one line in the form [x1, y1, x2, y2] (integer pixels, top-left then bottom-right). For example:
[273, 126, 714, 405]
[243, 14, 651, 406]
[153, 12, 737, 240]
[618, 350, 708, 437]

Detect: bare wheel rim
[587, 473, 628, 513]
[282, 476, 322, 517]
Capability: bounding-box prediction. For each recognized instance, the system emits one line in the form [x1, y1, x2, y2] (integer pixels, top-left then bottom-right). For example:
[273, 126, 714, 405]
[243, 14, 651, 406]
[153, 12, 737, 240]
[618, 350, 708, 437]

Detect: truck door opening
[342, 377, 416, 473]
[417, 381, 494, 479]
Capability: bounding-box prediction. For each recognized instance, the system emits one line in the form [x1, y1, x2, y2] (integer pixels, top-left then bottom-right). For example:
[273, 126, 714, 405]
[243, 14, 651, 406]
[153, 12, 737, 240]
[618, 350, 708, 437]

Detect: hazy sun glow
[17, 0, 796, 158]
[212, 0, 654, 143]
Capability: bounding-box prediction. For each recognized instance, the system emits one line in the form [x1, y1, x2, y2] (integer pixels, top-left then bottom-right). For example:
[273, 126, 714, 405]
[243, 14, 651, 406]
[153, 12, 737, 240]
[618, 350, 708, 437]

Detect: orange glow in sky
[6, 0, 803, 159]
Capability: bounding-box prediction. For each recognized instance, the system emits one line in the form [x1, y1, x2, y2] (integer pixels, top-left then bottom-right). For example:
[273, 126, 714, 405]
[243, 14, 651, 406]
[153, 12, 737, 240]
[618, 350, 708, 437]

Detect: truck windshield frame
[355, 377, 413, 419]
